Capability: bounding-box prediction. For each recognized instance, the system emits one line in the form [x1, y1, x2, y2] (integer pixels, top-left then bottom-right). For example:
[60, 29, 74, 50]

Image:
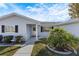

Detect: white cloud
[8, 3, 69, 22]
[24, 4, 69, 22]
[0, 3, 8, 9]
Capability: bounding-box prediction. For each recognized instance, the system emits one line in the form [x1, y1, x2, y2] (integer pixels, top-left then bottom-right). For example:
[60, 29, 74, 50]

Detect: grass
[0, 46, 8, 51]
[31, 38, 79, 56]
[31, 40, 58, 56]
[31, 41, 46, 56]
[0, 46, 21, 56]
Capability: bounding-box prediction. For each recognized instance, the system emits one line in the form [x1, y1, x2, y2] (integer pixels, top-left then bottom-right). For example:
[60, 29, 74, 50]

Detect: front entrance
[32, 25, 36, 37]
[27, 24, 39, 40]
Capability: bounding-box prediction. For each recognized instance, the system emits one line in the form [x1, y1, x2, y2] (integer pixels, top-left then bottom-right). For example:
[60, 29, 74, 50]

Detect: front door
[32, 26, 36, 37]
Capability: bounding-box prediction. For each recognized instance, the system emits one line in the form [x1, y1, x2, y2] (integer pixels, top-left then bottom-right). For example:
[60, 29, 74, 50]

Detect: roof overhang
[0, 12, 79, 27]
[0, 12, 41, 25]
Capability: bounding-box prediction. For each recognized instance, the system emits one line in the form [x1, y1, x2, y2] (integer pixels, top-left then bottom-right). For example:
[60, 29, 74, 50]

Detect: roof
[0, 12, 41, 24]
[0, 12, 79, 26]
[55, 18, 79, 26]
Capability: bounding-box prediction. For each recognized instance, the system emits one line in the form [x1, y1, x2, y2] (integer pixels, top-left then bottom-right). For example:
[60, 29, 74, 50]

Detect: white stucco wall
[39, 22, 79, 38]
[38, 26, 49, 38]
[56, 23, 79, 37]
[26, 24, 32, 39]
[0, 15, 36, 40]
[39, 32, 49, 38]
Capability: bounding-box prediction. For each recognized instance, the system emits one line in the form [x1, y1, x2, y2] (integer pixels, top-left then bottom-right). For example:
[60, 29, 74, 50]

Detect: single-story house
[0, 12, 79, 41]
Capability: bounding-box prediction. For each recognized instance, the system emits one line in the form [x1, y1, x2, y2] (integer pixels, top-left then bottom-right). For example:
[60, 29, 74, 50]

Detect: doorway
[32, 25, 36, 37]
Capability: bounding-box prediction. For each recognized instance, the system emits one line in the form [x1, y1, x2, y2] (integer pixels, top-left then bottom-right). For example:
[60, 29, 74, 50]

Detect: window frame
[41, 26, 54, 32]
[1, 25, 18, 33]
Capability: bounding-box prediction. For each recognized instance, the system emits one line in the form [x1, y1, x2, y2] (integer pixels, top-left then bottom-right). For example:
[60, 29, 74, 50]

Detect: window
[42, 27, 50, 32]
[15, 25, 18, 33]
[33, 27, 36, 31]
[41, 26, 54, 32]
[1, 25, 18, 33]
[5, 26, 15, 32]
[2, 25, 5, 33]
[41, 26, 43, 32]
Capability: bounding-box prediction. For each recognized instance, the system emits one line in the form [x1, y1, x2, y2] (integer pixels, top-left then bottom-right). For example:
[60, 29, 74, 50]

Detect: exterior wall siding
[26, 24, 32, 39]
[56, 23, 79, 37]
[0, 16, 35, 40]
[39, 32, 49, 38]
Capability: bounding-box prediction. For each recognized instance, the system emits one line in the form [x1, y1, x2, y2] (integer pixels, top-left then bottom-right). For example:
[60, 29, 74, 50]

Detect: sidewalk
[13, 45, 34, 56]
[13, 37, 36, 56]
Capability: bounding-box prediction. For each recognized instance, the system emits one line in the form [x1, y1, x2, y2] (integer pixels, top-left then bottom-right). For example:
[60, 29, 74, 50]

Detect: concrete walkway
[13, 45, 34, 56]
[13, 37, 36, 56]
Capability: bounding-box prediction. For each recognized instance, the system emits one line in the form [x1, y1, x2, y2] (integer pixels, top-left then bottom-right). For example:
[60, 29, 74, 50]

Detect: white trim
[36, 24, 39, 40]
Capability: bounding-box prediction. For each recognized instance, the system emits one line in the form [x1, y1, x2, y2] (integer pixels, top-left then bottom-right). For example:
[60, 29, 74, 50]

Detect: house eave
[0, 12, 79, 26]
[0, 12, 41, 25]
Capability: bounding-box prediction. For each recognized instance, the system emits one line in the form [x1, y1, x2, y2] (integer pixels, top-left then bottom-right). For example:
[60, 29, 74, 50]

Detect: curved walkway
[13, 37, 36, 56]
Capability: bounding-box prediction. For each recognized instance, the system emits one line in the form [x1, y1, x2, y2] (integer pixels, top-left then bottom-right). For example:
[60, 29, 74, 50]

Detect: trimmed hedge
[47, 28, 79, 51]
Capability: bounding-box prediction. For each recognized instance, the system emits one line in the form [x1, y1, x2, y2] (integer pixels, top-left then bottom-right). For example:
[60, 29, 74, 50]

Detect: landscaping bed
[0, 35, 25, 44]
[31, 28, 79, 56]
[31, 39, 79, 56]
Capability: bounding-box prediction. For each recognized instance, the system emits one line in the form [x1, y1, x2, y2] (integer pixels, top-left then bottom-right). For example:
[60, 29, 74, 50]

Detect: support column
[36, 24, 39, 40]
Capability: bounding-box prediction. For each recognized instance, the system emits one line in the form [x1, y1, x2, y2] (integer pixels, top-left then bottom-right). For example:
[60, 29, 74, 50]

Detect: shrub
[4, 36, 13, 43]
[47, 28, 79, 51]
[15, 36, 24, 43]
[0, 35, 3, 42]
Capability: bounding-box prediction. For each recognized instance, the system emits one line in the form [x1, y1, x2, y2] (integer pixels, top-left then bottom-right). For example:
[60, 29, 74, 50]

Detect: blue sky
[0, 3, 70, 22]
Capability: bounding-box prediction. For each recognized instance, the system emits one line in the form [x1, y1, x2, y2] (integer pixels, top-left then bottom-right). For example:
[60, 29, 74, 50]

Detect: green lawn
[31, 39, 79, 56]
[0, 46, 21, 56]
